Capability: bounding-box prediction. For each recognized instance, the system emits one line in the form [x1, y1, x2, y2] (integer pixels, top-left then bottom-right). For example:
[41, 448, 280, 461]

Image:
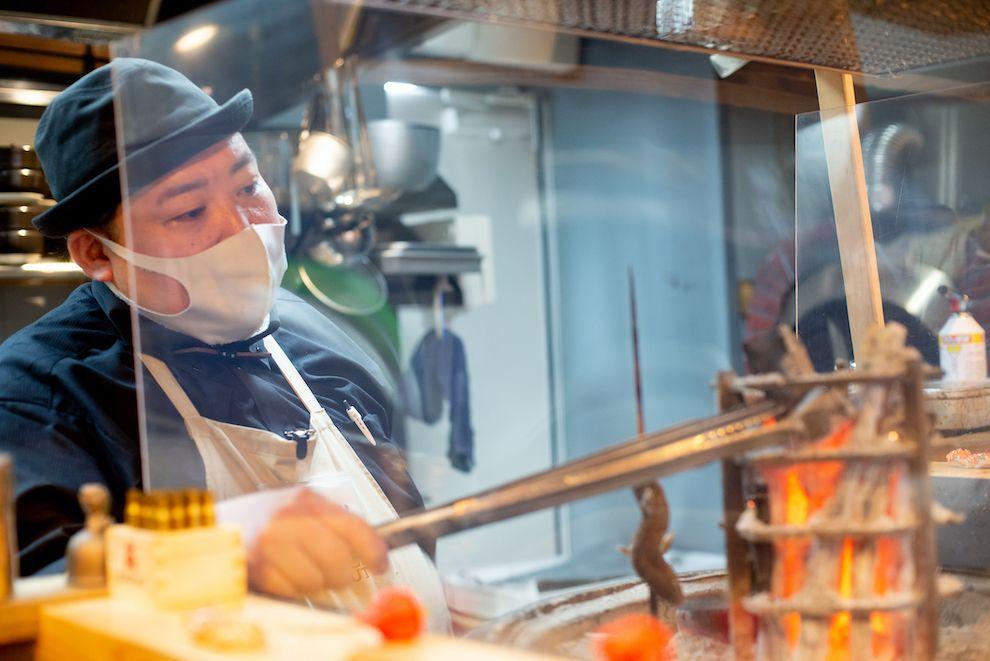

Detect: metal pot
[0, 203, 46, 231]
[368, 119, 440, 194]
[0, 145, 41, 171]
[0, 168, 49, 195]
[0, 204, 53, 262]
[0, 227, 44, 257]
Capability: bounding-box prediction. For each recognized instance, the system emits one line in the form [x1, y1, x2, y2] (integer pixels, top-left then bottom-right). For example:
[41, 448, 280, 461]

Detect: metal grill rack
[719, 352, 960, 660]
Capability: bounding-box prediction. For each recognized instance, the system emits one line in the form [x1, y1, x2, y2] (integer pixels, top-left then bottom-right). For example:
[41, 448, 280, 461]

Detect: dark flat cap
[33, 58, 252, 237]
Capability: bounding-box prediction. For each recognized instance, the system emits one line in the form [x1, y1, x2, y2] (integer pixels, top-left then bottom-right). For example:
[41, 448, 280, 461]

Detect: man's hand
[246, 489, 389, 598]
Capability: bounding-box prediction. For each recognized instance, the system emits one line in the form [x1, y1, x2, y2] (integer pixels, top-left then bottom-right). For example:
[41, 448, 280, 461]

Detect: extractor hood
[374, 0, 990, 76]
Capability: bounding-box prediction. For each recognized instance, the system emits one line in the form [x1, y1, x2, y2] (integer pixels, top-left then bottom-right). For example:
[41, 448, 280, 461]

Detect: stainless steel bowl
[368, 119, 440, 194]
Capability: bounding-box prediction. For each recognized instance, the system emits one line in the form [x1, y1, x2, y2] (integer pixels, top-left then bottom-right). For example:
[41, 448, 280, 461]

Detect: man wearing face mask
[0, 59, 448, 629]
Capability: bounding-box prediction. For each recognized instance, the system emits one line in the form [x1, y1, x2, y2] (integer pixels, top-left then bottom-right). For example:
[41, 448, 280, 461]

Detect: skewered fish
[622, 481, 684, 615]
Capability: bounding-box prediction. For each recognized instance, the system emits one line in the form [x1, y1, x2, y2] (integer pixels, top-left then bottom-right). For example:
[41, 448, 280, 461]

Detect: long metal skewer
[629, 267, 646, 440]
[377, 400, 792, 549]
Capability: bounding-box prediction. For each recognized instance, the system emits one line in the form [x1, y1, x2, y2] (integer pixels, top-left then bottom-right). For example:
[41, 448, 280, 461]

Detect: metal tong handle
[377, 400, 789, 549]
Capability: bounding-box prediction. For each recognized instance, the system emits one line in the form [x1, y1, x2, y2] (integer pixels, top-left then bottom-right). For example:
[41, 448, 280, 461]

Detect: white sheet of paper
[216, 473, 363, 547]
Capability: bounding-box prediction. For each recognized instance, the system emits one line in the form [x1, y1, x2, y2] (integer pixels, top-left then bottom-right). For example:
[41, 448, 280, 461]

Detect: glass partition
[795, 84, 990, 379]
[105, 0, 829, 652]
[793, 87, 990, 372]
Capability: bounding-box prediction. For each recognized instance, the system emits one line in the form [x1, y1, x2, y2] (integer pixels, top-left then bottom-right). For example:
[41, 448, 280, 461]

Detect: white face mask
[90, 221, 288, 346]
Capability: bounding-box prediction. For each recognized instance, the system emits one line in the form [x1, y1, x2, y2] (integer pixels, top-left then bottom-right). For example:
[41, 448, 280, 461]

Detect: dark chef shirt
[0, 281, 423, 575]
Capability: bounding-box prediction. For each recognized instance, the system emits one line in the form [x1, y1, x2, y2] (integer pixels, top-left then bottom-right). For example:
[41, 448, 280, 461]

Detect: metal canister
[0, 454, 17, 600]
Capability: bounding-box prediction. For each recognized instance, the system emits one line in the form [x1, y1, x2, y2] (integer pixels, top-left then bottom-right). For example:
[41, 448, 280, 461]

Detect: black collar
[91, 280, 280, 358]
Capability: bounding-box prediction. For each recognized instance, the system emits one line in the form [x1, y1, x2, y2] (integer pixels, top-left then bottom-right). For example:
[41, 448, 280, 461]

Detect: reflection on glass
[89, 0, 990, 654]
[796, 84, 990, 373]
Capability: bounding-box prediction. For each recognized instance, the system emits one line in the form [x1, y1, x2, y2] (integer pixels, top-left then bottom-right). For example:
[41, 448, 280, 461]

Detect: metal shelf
[374, 242, 481, 276]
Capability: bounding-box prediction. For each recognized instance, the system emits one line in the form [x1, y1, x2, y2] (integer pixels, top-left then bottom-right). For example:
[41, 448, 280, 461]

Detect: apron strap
[263, 335, 324, 415]
[264, 337, 398, 521]
[139, 354, 201, 420]
[263, 336, 358, 458]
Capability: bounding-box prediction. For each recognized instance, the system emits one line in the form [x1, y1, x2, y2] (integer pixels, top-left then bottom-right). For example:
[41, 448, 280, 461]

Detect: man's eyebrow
[230, 154, 255, 175]
[156, 179, 207, 205]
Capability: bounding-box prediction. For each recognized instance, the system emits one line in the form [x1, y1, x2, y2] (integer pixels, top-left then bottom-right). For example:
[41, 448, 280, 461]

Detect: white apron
[139, 336, 451, 632]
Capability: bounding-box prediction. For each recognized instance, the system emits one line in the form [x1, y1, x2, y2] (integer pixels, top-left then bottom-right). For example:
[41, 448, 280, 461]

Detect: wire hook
[433, 275, 452, 337]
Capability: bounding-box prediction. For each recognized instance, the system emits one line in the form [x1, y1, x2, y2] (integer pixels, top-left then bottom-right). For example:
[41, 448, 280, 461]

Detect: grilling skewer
[625, 267, 683, 613]
[629, 267, 647, 446]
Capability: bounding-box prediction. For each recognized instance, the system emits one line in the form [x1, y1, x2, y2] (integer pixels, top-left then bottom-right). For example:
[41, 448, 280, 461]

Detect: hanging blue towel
[405, 329, 475, 473]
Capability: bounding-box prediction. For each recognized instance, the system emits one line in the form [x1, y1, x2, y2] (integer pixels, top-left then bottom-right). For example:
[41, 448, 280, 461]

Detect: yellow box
[106, 524, 246, 611]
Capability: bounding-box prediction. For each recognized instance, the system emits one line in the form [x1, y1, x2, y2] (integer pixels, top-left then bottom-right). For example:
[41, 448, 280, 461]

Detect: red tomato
[360, 587, 426, 641]
[593, 613, 675, 661]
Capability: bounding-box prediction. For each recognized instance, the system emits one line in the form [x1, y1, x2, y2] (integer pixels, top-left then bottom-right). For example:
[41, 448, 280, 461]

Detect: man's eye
[170, 207, 205, 222]
[239, 180, 259, 196]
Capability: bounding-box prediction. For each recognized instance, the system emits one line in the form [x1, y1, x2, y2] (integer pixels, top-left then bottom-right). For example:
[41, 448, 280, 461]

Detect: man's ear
[67, 229, 114, 283]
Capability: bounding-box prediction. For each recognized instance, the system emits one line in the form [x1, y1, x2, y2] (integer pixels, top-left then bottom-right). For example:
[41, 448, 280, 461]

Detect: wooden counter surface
[0, 574, 105, 646]
[929, 461, 990, 479]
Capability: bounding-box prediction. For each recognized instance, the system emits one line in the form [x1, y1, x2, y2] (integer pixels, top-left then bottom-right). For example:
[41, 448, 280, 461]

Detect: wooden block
[38, 596, 376, 661]
[106, 524, 246, 611]
[0, 574, 105, 646]
[38, 594, 560, 660]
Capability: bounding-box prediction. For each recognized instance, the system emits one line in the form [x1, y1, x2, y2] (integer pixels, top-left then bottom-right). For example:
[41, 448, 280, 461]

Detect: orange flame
[763, 421, 854, 646]
[870, 536, 904, 658]
[777, 470, 810, 647]
[825, 538, 855, 660]
[760, 420, 905, 657]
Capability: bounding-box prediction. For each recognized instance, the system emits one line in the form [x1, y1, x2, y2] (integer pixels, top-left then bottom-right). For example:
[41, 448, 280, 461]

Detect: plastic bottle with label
[938, 289, 988, 384]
